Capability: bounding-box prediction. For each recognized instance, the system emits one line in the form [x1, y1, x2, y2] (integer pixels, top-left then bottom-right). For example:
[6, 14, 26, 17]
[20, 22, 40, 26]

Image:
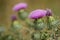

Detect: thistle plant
[28, 9, 48, 40]
[28, 9, 60, 40]
[11, 15, 22, 32]
[10, 15, 23, 40]
[29, 9, 46, 30]
[0, 2, 60, 40]
[13, 3, 28, 20]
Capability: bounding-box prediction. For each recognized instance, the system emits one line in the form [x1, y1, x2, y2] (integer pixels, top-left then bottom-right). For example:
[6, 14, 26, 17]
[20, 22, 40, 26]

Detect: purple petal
[13, 3, 27, 11]
[29, 9, 46, 19]
[11, 15, 17, 21]
[46, 8, 52, 16]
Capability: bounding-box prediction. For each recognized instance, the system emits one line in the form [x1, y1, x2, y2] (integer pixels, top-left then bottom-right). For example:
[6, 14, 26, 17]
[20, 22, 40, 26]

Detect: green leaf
[25, 19, 34, 27]
[51, 20, 60, 28]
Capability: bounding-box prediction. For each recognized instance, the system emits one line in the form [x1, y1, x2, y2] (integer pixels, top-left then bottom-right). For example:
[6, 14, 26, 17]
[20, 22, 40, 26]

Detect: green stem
[47, 16, 51, 30]
[33, 19, 38, 30]
[10, 20, 15, 32]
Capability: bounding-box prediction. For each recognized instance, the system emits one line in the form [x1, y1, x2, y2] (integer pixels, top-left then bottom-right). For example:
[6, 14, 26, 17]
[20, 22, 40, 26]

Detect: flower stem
[33, 19, 38, 30]
[47, 16, 51, 30]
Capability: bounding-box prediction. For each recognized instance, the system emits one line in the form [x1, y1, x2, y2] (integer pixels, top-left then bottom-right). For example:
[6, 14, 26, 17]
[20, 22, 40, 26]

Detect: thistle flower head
[46, 9, 52, 16]
[13, 3, 27, 11]
[11, 15, 17, 21]
[29, 9, 46, 19]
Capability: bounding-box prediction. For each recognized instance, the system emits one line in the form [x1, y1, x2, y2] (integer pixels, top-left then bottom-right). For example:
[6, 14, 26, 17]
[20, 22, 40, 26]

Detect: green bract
[18, 11, 28, 20]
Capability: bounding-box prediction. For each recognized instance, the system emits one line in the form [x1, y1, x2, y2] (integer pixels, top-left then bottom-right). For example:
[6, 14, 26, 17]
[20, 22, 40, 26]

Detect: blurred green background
[0, 0, 60, 27]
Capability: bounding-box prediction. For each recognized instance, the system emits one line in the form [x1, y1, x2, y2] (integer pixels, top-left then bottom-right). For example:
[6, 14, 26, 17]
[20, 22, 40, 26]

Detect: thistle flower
[11, 19, 22, 31]
[46, 9, 52, 16]
[13, 21, 22, 30]
[11, 15, 17, 21]
[13, 3, 27, 11]
[29, 9, 46, 19]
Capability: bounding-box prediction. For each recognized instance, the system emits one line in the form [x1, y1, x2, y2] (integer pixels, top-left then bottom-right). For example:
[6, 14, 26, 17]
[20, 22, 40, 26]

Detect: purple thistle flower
[11, 15, 17, 21]
[29, 9, 46, 19]
[13, 3, 27, 11]
[46, 9, 52, 16]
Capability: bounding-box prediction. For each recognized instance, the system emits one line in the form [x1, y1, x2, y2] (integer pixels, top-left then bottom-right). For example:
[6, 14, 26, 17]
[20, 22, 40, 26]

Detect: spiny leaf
[25, 19, 34, 27]
[51, 20, 60, 28]
[31, 32, 41, 40]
